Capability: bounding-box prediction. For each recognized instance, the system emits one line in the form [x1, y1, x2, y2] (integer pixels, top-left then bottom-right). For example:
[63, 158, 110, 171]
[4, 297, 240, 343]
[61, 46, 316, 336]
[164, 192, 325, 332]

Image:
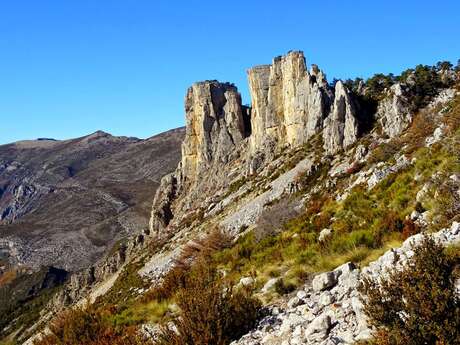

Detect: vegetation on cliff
[359, 236, 460, 345]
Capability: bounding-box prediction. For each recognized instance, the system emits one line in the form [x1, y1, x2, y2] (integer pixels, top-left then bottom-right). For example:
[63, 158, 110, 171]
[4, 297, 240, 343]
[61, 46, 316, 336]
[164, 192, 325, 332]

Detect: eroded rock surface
[181, 81, 249, 182]
[323, 81, 359, 154]
[248, 51, 332, 153]
[377, 83, 412, 138]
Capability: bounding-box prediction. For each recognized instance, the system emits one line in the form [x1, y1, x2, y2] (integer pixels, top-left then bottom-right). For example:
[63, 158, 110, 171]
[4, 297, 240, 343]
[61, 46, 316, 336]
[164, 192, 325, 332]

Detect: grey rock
[312, 271, 338, 292]
[180, 81, 249, 182]
[248, 51, 332, 153]
[318, 228, 333, 242]
[297, 290, 308, 300]
[323, 81, 359, 155]
[262, 278, 280, 293]
[305, 314, 331, 341]
[239, 276, 255, 287]
[319, 291, 334, 306]
[377, 83, 412, 138]
[287, 296, 303, 308]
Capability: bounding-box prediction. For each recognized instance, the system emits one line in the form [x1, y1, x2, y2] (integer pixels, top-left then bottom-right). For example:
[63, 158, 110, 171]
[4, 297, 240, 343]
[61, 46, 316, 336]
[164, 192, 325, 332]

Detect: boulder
[318, 228, 333, 242]
[312, 271, 338, 292]
[304, 314, 331, 341]
[319, 291, 334, 306]
[261, 278, 279, 293]
[296, 290, 308, 300]
[238, 276, 255, 287]
[287, 296, 303, 308]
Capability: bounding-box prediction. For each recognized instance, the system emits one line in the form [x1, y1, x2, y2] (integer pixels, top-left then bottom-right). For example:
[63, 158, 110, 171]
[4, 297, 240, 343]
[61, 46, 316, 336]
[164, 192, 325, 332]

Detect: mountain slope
[3, 51, 460, 345]
[0, 128, 184, 271]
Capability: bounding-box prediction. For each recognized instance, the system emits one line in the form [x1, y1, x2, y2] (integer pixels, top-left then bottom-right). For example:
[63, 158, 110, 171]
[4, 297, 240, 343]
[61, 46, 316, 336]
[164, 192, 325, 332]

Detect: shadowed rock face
[323, 80, 359, 155]
[0, 128, 184, 271]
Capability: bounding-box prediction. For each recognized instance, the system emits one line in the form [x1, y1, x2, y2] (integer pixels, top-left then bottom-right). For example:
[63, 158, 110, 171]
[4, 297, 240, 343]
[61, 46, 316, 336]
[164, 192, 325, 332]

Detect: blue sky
[1, 1, 459, 144]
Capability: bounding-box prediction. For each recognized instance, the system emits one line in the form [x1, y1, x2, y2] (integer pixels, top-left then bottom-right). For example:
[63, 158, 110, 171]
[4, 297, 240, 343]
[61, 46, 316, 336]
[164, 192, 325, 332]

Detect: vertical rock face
[247, 51, 332, 153]
[377, 83, 412, 138]
[323, 81, 359, 155]
[180, 81, 248, 182]
[149, 51, 364, 235]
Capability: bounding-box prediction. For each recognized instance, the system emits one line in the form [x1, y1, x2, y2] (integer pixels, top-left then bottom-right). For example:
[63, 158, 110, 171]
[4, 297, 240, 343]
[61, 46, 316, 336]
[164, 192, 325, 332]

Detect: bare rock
[181, 81, 248, 182]
[377, 83, 412, 138]
[248, 51, 331, 153]
[304, 314, 331, 341]
[318, 228, 333, 242]
[312, 271, 338, 292]
[323, 81, 359, 155]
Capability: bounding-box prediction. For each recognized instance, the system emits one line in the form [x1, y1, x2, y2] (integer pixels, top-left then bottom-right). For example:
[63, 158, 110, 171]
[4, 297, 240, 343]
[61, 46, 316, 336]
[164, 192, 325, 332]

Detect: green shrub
[359, 236, 460, 345]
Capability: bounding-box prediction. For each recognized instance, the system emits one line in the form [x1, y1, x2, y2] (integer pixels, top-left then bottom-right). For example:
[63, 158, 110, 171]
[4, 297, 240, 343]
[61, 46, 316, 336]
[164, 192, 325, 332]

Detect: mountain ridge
[1, 50, 459, 345]
[0, 127, 185, 271]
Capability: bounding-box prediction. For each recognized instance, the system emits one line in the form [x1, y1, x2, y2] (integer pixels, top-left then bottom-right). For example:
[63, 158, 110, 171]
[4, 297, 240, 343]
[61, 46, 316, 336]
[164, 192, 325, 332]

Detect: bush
[274, 278, 296, 295]
[374, 211, 403, 241]
[143, 229, 232, 302]
[401, 219, 420, 240]
[155, 257, 260, 345]
[34, 306, 146, 345]
[359, 236, 460, 345]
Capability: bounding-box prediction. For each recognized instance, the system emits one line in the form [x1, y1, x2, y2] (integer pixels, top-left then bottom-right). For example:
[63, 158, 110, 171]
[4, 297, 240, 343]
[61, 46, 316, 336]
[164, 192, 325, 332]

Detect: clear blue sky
[1, 0, 459, 144]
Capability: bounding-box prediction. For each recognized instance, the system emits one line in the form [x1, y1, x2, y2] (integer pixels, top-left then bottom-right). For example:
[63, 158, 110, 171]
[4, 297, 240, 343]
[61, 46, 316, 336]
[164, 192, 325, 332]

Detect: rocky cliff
[149, 51, 372, 237]
[181, 81, 250, 182]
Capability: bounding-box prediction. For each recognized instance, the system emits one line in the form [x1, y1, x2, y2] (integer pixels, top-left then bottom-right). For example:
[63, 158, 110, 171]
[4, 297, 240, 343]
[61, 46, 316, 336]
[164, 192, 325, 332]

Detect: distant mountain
[0, 128, 184, 271]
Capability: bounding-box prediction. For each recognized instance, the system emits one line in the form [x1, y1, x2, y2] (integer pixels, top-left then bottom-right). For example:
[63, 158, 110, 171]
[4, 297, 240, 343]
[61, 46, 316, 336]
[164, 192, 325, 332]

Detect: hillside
[2, 51, 459, 345]
[0, 128, 184, 271]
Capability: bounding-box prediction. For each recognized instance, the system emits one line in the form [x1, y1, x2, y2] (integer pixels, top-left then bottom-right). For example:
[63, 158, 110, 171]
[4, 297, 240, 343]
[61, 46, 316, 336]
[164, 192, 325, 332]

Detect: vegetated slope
[7, 52, 460, 345]
[0, 266, 68, 339]
[0, 128, 184, 271]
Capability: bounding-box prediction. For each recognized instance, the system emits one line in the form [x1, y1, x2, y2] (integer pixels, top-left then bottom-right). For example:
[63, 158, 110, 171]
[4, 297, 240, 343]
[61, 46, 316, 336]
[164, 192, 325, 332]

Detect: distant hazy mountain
[0, 128, 184, 271]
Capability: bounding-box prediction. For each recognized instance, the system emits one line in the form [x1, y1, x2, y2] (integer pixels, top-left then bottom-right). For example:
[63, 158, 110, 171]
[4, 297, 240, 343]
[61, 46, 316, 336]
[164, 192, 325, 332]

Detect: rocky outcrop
[148, 51, 362, 236]
[377, 83, 412, 138]
[248, 51, 332, 153]
[180, 81, 249, 183]
[147, 81, 251, 234]
[323, 81, 359, 155]
[232, 222, 460, 345]
[52, 231, 146, 307]
[149, 173, 178, 233]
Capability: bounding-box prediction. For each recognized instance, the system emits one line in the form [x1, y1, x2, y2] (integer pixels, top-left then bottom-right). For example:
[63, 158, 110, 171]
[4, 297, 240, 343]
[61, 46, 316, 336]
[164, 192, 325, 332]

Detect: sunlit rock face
[377, 83, 413, 138]
[180, 81, 248, 182]
[247, 51, 332, 153]
[149, 51, 364, 235]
